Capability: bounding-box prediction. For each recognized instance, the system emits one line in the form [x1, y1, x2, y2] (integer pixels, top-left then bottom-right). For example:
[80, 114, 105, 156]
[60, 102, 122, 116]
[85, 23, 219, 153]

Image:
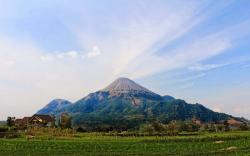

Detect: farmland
[0, 131, 250, 156]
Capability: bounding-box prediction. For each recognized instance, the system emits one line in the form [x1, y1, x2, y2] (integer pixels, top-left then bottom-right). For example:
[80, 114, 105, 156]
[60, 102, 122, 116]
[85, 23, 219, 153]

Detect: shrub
[0, 126, 8, 132]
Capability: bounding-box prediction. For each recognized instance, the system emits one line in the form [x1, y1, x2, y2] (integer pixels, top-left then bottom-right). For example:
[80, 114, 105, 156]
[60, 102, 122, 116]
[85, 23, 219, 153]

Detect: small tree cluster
[139, 121, 179, 135]
[179, 121, 200, 132]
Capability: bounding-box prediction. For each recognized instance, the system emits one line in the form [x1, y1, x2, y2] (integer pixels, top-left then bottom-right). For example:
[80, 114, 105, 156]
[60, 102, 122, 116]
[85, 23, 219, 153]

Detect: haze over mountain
[37, 78, 237, 129]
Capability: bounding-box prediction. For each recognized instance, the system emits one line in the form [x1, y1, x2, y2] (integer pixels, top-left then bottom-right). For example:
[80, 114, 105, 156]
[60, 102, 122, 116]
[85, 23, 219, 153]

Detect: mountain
[37, 99, 72, 115]
[37, 77, 236, 130]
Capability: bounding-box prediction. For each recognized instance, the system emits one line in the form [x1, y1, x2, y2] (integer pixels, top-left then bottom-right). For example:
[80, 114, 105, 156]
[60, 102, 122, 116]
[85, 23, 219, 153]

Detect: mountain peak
[102, 77, 156, 95]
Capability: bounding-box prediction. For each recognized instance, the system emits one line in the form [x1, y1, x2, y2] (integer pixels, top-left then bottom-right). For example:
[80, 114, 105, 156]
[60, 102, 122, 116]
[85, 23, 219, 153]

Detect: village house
[14, 117, 31, 129]
[227, 118, 242, 129]
[29, 114, 55, 127]
[15, 114, 55, 128]
[191, 117, 202, 125]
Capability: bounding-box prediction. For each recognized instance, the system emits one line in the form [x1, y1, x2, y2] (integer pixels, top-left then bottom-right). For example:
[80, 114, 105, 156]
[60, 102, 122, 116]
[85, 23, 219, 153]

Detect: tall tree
[6, 116, 15, 127]
[60, 113, 72, 129]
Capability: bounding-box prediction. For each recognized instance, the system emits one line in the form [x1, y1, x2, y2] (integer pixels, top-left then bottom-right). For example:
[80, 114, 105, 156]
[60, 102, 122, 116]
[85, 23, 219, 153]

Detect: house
[15, 114, 55, 128]
[14, 117, 31, 129]
[29, 114, 55, 127]
[23, 117, 32, 124]
[15, 119, 24, 128]
[227, 118, 242, 129]
[191, 118, 202, 125]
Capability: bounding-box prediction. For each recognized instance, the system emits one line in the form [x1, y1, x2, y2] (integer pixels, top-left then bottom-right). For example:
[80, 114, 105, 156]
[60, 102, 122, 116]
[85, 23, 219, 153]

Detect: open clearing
[0, 131, 250, 156]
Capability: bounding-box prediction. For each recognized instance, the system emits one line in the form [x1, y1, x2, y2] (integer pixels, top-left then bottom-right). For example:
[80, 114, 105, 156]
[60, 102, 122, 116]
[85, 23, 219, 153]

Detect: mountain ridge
[36, 77, 239, 129]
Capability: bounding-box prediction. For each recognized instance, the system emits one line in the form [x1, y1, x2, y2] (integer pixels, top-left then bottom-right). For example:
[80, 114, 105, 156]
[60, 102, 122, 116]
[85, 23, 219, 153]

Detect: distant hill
[37, 99, 72, 115]
[37, 77, 237, 130]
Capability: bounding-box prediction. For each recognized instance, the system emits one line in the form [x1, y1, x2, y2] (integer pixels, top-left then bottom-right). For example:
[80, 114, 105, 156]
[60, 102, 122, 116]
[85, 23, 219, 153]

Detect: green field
[1, 131, 250, 156]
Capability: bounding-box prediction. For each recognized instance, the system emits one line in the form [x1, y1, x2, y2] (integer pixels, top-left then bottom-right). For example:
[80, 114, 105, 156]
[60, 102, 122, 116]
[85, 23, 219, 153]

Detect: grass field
[0, 131, 250, 156]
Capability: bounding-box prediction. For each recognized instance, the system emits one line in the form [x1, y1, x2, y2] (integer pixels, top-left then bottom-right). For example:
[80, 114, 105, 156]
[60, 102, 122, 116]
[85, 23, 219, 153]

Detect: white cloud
[0, 38, 109, 120]
[55, 52, 65, 59]
[40, 55, 54, 62]
[40, 47, 100, 62]
[86, 46, 101, 58]
[66, 50, 79, 58]
[0, 60, 15, 66]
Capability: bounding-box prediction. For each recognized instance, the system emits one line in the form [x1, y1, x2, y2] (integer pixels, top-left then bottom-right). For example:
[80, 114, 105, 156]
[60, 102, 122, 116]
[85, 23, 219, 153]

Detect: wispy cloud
[179, 83, 194, 89]
[187, 63, 227, 71]
[178, 73, 207, 83]
[121, 31, 232, 78]
[68, 1, 215, 79]
[121, 18, 250, 79]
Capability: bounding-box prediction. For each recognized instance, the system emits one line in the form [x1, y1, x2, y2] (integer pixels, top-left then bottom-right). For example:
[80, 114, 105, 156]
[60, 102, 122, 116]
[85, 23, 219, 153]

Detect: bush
[0, 126, 20, 138]
[239, 123, 249, 131]
[0, 126, 8, 132]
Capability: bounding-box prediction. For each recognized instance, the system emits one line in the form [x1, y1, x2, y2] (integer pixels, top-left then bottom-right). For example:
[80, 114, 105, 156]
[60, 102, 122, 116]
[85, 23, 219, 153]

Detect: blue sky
[0, 0, 250, 120]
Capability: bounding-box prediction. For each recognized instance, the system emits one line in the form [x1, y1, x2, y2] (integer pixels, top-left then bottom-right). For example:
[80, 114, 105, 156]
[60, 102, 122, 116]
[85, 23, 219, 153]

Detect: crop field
[0, 131, 250, 156]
